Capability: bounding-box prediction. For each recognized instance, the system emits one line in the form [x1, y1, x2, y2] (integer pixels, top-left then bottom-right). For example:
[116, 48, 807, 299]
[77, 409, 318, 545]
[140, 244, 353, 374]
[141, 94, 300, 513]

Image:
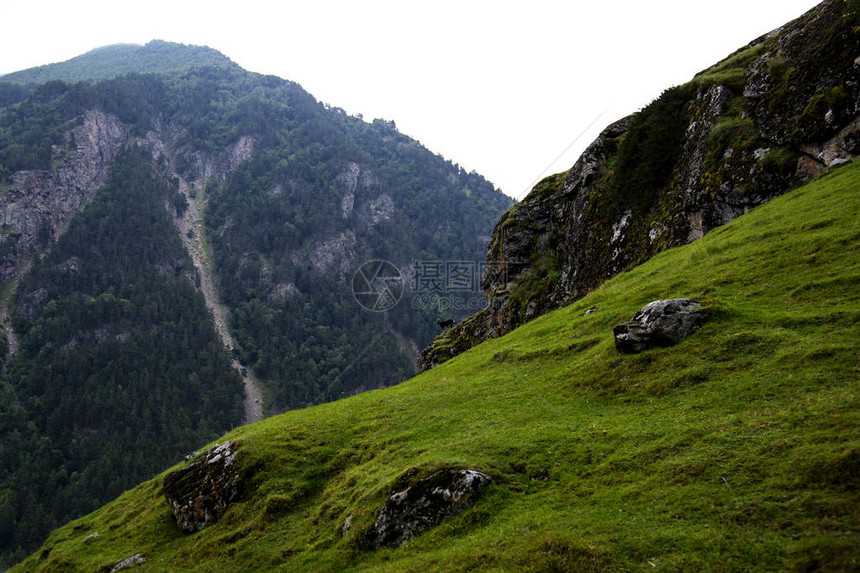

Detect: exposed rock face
[172, 135, 255, 184]
[162, 442, 240, 533]
[227, 136, 255, 171]
[146, 126, 255, 192]
[309, 230, 357, 278]
[613, 299, 708, 354]
[0, 110, 128, 282]
[366, 193, 394, 225]
[339, 162, 382, 222]
[340, 162, 360, 218]
[419, 0, 859, 371]
[367, 468, 492, 549]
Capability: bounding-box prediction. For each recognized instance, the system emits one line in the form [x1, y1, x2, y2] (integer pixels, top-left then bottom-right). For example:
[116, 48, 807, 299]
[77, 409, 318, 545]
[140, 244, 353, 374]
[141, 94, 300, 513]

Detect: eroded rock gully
[150, 131, 264, 424]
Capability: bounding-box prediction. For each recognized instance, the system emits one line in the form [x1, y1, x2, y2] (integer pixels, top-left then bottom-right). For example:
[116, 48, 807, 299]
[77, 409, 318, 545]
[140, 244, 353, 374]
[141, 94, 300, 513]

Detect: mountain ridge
[0, 40, 239, 86]
[418, 0, 859, 370]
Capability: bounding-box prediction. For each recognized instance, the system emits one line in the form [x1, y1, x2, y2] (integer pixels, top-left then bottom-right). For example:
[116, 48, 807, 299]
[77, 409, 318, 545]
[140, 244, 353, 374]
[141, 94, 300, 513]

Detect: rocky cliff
[0, 110, 127, 283]
[419, 0, 859, 370]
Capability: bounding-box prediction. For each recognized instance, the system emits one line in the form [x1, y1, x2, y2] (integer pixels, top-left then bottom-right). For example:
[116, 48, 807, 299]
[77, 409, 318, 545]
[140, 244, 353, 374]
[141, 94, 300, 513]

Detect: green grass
[693, 42, 768, 89]
[14, 162, 860, 572]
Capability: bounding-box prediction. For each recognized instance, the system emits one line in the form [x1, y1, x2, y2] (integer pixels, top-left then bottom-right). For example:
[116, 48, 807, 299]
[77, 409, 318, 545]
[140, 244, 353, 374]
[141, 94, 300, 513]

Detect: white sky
[0, 0, 821, 199]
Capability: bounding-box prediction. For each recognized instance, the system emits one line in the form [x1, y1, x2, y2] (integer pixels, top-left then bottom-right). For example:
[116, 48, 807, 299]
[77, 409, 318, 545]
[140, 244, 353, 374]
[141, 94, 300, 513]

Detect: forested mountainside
[0, 148, 244, 562]
[0, 44, 512, 566]
[419, 0, 859, 369]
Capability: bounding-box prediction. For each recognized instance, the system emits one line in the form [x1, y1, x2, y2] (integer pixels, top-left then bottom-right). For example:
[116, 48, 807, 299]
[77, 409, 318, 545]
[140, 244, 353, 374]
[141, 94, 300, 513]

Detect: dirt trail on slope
[172, 175, 264, 425]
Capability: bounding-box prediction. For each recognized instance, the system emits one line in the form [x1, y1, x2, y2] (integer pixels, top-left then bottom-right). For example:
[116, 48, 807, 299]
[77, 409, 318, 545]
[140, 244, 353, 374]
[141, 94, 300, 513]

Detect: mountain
[0, 43, 512, 566]
[5, 2, 859, 569]
[13, 154, 859, 572]
[418, 0, 859, 370]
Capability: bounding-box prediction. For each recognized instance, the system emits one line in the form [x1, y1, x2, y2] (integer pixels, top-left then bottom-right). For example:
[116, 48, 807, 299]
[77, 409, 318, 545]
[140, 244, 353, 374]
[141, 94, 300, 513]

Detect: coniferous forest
[0, 147, 245, 562]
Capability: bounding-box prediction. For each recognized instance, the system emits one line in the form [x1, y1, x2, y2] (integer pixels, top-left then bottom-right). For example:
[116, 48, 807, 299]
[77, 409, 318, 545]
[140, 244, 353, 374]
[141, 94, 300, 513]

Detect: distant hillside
[14, 158, 859, 572]
[0, 40, 238, 85]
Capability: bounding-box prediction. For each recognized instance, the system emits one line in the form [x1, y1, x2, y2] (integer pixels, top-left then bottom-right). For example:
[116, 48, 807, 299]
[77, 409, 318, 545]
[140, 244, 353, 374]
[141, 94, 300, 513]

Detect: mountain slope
[15, 160, 859, 572]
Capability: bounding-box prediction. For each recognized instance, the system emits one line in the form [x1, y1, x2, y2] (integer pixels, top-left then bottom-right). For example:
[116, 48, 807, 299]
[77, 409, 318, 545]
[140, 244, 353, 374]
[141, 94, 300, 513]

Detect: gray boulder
[367, 468, 492, 549]
[613, 299, 708, 353]
[95, 553, 146, 573]
[162, 442, 240, 533]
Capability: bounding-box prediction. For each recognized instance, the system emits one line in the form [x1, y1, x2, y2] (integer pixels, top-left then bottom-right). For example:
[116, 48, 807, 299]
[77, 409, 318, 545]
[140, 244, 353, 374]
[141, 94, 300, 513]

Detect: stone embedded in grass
[613, 298, 709, 353]
[367, 467, 492, 549]
[95, 553, 146, 573]
[82, 531, 100, 544]
[162, 442, 240, 533]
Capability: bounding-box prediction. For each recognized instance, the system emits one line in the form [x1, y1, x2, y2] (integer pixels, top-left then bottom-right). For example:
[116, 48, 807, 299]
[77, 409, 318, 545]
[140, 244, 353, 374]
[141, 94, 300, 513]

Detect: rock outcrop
[367, 468, 492, 549]
[309, 230, 357, 278]
[162, 442, 240, 533]
[0, 110, 127, 282]
[613, 299, 708, 354]
[419, 0, 859, 371]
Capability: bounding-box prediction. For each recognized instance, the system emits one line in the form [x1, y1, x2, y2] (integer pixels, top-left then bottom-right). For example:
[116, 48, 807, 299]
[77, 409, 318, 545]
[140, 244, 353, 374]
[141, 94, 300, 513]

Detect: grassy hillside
[15, 162, 859, 571]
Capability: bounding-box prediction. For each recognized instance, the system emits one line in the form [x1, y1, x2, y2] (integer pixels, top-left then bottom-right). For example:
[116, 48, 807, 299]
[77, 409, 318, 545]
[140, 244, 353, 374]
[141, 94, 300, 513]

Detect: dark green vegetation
[16, 159, 859, 572]
[0, 44, 511, 567]
[602, 85, 694, 217]
[0, 148, 244, 565]
[204, 98, 509, 409]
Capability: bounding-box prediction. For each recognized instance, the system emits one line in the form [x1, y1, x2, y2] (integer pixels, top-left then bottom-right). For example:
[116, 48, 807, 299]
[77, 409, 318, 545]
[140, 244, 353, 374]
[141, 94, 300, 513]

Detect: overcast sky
[1, 0, 820, 199]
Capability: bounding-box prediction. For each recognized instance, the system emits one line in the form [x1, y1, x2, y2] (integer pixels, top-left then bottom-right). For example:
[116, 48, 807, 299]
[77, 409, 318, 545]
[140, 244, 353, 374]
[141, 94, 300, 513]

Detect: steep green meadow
[15, 162, 859, 571]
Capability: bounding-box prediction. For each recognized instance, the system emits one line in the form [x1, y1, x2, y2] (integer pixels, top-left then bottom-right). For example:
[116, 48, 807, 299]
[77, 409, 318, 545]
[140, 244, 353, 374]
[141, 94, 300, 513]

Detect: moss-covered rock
[366, 468, 492, 549]
[162, 442, 240, 534]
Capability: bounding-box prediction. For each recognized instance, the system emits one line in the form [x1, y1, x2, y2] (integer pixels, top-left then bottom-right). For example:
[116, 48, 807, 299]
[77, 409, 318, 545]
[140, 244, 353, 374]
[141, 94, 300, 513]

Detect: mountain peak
[0, 40, 239, 85]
